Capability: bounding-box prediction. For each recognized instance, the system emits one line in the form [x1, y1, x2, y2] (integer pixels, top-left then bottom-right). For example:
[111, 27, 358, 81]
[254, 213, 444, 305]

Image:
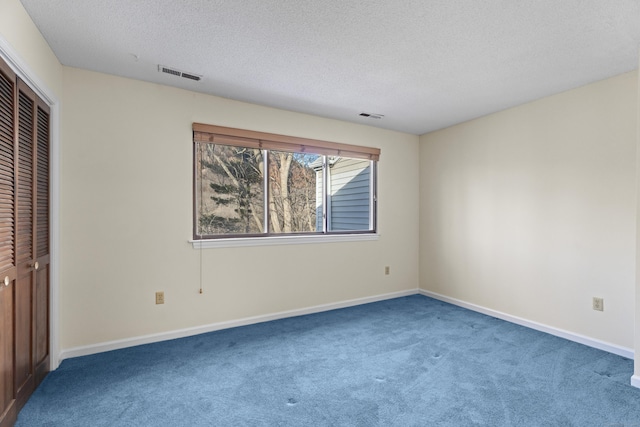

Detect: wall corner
[634, 46, 640, 388]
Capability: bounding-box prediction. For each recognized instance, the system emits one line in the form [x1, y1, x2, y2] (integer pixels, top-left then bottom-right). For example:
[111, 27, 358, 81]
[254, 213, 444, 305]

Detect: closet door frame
[0, 36, 60, 374]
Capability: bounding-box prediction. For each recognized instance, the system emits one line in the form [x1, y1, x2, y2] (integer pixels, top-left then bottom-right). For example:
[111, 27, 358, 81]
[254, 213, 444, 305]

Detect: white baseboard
[631, 375, 640, 389]
[419, 289, 634, 360]
[58, 288, 636, 368]
[58, 289, 419, 362]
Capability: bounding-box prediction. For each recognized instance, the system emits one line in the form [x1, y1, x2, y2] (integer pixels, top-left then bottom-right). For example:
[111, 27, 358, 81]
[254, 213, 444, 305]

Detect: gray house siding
[313, 157, 372, 232]
[328, 158, 371, 231]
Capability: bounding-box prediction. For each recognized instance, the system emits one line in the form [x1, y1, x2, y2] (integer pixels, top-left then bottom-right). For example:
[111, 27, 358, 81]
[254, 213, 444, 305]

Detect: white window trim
[190, 233, 379, 249]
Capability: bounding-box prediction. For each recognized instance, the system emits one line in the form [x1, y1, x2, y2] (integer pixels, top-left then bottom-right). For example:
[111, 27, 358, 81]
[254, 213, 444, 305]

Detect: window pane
[196, 143, 264, 236]
[327, 157, 372, 232]
[268, 151, 319, 234]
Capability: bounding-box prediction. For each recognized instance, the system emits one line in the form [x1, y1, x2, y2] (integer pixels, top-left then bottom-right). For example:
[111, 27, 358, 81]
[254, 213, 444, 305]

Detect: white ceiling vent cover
[158, 65, 202, 82]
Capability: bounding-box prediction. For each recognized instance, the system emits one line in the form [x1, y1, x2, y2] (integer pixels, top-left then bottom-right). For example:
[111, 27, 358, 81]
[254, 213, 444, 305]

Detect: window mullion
[322, 155, 328, 233]
[370, 160, 375, 231]
[263, 149, 269, 234]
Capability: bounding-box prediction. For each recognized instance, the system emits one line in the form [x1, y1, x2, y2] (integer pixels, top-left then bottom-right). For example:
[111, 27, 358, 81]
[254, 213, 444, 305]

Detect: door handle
[3, 276, 9, 287]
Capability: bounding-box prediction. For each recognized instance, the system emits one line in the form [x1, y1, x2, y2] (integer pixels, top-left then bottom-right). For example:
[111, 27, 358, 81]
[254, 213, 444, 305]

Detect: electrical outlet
[156, 291, 165, 305]
[385, 266, 390, 275]
[592, 297, 603, 312]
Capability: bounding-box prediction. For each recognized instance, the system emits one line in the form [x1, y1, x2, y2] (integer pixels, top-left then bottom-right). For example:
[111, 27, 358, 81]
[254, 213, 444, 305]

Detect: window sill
[190, 233, 379, 249]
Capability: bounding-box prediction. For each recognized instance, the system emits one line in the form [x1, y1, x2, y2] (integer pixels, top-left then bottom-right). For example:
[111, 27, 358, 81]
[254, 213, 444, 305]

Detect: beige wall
[3, 0, 640, 372]
[60, 67, 420, 349]
[420, 71, 638, 349]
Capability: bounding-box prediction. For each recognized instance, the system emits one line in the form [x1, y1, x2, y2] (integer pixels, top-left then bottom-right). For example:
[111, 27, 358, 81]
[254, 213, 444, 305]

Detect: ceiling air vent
[158, 65, 202, 82]
[359, 112, 384, 119]
[181, 72, 201, 81]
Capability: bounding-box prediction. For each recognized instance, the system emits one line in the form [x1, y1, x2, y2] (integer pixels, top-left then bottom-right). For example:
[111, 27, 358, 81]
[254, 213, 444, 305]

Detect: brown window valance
[193, 123, 380, 161]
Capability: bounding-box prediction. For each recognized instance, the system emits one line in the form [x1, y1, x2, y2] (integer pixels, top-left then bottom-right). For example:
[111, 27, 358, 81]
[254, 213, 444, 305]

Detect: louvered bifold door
[14, 80, 36, 411]
[0, 57, 17, 427]
[0, 62, 49, 427]
[33, 100, 50, 385]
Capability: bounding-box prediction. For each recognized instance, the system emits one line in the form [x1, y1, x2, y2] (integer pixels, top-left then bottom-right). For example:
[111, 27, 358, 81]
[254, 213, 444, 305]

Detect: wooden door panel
[35, 265, 49, 368]
[13, 80, 38, 415]
[36, 106, 48, 260]
[15, 89, 32, 270]
[0, 52, 16, 427]
[13, 276, 33, 400]
[0, 281, 15, 426]
[34, 104, 49, 383]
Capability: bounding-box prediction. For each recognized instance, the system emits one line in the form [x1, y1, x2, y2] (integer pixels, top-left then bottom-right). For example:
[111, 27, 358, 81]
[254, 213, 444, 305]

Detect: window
[193, 124, 380, 240]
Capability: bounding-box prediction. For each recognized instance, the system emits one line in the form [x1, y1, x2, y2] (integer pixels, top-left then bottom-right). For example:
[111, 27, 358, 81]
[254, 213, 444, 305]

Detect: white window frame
[191, 124, 380, 247]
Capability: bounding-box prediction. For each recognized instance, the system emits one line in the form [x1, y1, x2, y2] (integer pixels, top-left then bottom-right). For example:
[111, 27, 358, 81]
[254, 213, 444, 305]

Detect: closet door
[13, 80, 49, 412]
[33, 99, 50, 385]
[0, 57, 17, 427]
[14, 80, 36, 410]
[14, 79, 49, 418]
[0, 59, 49, 427]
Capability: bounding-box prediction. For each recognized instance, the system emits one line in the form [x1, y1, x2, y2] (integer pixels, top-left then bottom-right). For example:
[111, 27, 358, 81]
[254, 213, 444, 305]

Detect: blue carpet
[16, 295, 640, 426]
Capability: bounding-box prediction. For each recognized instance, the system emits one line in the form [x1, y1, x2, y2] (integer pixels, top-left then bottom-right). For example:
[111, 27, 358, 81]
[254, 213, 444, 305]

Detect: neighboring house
[312, 157, 372, 232]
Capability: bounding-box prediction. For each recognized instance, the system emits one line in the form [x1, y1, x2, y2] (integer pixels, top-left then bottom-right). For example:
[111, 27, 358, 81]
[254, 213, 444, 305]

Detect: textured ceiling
[19, 0, 640, 135]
